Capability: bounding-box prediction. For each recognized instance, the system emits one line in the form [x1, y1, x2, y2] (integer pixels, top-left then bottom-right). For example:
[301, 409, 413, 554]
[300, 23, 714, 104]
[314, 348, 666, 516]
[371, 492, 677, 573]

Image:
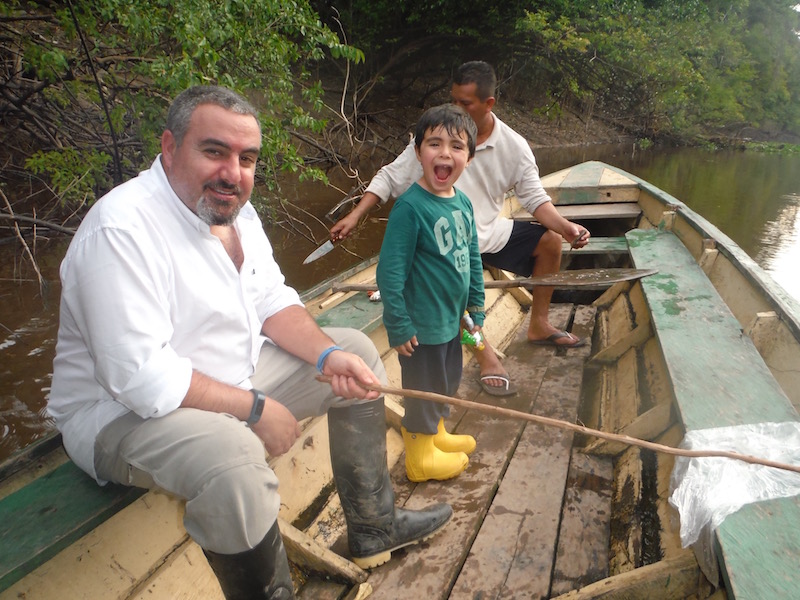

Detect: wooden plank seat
[0, 291, 385, 594]
[524, 203, 643, 221]
[626, 228, 800, 600]
[540, 160, 641, 205]
[0, 461, 144, 592]
[560, 236, 629, 255]
[314, 289, 384, 335]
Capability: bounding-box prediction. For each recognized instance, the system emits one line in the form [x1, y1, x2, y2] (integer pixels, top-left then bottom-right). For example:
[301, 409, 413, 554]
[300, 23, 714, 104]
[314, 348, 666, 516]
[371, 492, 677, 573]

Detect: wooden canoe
[2, 160, 799, 599]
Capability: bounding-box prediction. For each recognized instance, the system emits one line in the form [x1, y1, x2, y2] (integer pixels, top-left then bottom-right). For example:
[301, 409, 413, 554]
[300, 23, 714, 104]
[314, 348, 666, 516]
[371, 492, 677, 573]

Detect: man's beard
[196, 184, 242, 226]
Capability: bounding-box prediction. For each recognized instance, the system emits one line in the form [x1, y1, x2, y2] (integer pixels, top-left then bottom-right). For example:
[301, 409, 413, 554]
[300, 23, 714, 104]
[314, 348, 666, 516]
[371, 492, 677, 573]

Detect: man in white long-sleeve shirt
[331, 62, 590, 396]
[49, 85, 452, 599]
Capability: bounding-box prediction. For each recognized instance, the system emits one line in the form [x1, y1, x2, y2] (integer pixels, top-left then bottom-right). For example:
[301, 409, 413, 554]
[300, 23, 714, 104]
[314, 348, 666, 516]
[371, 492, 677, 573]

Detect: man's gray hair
[166, 86, 260, 146]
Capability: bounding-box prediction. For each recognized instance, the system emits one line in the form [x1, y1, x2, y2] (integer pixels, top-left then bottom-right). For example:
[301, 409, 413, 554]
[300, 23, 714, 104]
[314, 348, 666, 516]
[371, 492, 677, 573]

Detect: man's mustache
[204, 180, 241, 196]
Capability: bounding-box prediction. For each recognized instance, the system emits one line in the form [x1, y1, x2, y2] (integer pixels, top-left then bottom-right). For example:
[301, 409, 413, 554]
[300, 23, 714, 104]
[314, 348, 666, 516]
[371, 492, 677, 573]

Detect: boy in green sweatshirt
[376, 104, 485, 482]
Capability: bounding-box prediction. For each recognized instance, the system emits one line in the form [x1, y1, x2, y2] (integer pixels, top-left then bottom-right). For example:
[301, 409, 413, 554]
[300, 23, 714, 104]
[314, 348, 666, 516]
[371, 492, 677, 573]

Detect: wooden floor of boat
[348, 302, 602, 599]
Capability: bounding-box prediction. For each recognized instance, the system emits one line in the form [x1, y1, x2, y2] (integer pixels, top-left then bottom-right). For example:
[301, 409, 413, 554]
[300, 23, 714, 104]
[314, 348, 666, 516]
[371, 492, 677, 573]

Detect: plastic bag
[669, 421, 800, 548]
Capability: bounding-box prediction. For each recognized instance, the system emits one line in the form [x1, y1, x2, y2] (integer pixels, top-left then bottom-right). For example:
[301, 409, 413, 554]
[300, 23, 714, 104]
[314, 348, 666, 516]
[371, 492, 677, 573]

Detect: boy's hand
[394, 336, 418, 357]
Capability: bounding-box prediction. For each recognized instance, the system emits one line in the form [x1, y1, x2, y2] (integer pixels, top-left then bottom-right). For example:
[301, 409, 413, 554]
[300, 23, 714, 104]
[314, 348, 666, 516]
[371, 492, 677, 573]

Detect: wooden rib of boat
[2, 160, 799, 600]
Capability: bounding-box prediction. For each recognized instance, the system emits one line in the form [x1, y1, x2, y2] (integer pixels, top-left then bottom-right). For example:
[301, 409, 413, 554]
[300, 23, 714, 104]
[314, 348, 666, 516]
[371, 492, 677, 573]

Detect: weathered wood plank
[515, 203, 642, 221]
[583, 402, 672, 456]
[451, 356, 584, 598]
[541, 162, 640, 206]
[561, 237, 629, 255]
[609, 446, 646, 575]
[297, 578, 348, 600]
[0, 460, 145, 592]
[550, 452, 613, 596]
[314, 291, 384, 334]
[551, 550, 702, 600]
[627, 228, 797, 428]
[0, 492, 190, 600]
[278, 518, 367, 584]
[128, 542, 223, 600]
[449, 307, 592, 599]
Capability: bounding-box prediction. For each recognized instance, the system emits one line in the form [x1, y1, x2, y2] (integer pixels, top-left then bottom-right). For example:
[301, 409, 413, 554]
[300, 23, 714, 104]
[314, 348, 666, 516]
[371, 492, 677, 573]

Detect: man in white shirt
[49, 85, 451, 599]
[331, 62, 589, 396]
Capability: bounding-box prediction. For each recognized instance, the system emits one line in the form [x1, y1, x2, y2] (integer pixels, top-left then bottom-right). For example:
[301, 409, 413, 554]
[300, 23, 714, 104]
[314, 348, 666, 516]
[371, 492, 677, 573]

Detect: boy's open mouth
[434, 165, 452, 181]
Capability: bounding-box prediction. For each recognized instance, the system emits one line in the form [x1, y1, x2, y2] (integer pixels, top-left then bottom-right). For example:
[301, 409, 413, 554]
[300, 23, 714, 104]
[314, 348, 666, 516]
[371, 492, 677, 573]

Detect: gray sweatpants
[93, 327, 386, 554]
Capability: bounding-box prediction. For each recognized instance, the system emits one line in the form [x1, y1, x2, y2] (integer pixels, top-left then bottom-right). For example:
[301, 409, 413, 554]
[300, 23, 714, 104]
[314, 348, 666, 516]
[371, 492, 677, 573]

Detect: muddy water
[0, 237, 66, 462]
[3, 143, 800, 463]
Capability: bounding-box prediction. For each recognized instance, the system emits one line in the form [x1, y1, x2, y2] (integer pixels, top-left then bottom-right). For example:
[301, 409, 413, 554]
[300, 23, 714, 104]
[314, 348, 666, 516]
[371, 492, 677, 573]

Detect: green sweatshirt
[376, 182, 485, 347]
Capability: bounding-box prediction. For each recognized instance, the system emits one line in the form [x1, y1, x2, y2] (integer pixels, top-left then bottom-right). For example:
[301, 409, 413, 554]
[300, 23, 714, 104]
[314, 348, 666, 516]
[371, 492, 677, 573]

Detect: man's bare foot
[528, 330, 585, 348]
[472, 344, 510, 389]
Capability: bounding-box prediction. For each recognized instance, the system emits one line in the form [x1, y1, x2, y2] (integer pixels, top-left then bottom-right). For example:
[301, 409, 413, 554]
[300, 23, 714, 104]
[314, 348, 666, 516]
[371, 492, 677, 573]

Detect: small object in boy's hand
[460, 328, 485, 350]
[367, 290, 381, 302]
[461, 311, 485, 350]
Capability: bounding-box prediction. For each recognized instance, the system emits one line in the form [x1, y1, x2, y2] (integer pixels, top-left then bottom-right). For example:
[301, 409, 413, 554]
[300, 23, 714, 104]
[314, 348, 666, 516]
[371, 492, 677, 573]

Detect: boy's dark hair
[453, 61, 497, 102]
[414, 104, 478, 158]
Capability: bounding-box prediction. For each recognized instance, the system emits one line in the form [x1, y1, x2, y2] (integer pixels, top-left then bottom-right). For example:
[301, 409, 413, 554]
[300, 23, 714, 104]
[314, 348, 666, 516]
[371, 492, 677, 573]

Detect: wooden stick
[331, 268, 658, 293]
[316, 376, 800, 475]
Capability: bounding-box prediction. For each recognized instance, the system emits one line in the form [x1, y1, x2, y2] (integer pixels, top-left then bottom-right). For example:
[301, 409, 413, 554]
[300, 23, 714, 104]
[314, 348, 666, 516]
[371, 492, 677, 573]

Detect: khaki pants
[94, 327, 385, 554]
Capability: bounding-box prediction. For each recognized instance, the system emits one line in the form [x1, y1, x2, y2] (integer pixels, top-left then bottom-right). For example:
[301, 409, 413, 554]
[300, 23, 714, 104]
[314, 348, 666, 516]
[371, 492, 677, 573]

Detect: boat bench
[627, 228, 800, 600]
[0, 459, 144, 592]
[0, 292, 384, 593]
[560, 236, 629, 255]
[314, 290, 384, 334]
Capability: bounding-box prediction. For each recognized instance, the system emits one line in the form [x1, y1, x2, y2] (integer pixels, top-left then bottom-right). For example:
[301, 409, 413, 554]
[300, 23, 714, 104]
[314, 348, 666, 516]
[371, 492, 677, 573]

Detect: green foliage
[319, 0, 800, 143]
[25, 148, 112, 204]
[744, 141, 800, 154]
[2, 0, 363, 210]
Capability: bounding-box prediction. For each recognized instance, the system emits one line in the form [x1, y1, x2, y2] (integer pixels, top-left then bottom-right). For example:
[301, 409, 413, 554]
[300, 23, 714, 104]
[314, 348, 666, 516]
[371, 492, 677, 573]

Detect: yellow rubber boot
[433, 418, 476, 455]
[402, 427, 469, 482]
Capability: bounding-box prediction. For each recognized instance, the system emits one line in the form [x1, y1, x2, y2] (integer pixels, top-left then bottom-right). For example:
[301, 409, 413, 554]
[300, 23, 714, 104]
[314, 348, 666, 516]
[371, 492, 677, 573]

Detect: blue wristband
[316, 345, 343, 373]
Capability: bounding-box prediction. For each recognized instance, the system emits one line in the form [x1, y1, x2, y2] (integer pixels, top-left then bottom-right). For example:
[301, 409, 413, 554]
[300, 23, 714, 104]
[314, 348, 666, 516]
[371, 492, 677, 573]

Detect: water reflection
[757, 195, 800, 299]
[0, 239, 62, 460]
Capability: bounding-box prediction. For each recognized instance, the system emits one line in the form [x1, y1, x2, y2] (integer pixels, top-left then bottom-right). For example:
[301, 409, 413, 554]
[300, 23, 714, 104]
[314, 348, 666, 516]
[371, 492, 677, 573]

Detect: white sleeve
[364, 139, 422, 202]
[512, 140, 551, 215]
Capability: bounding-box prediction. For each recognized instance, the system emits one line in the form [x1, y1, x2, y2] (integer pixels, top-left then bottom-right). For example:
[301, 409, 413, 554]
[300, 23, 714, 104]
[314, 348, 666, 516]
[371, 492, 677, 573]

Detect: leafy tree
[0, 0, 363, 208]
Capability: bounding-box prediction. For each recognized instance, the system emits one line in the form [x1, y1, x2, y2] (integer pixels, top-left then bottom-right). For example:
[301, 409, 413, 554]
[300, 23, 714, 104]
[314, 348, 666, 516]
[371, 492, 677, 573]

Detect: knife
[303, 239, 336, 264]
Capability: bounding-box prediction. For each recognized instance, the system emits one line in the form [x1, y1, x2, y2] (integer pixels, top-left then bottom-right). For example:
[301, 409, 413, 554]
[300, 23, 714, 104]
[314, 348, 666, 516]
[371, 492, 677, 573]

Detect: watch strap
[246, 389, 266, 426]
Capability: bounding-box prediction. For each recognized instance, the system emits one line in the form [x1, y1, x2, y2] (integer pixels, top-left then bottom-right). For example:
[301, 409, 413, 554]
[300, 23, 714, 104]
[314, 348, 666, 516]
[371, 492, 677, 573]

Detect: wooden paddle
[331, 268, 657, 293]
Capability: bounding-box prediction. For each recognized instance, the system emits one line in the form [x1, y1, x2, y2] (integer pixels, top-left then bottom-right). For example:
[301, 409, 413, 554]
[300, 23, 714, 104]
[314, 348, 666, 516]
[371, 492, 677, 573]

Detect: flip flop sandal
[529, 330, 586, 348]
[478, 374, 517, 397]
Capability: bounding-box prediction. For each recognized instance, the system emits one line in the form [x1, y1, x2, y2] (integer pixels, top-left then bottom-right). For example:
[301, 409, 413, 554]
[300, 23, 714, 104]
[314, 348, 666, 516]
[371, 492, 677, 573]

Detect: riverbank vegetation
[2, 0, 800, 221]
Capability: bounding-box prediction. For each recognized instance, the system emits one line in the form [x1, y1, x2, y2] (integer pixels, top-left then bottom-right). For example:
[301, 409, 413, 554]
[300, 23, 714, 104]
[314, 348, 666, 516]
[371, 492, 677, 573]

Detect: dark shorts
[481, 221, 548, 277]
[399, 336, 462, 434]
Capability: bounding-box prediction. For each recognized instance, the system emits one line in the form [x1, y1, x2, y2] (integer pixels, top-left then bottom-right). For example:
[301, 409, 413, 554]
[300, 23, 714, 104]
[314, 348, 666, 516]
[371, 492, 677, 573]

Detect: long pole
[317, 376, 800, 475]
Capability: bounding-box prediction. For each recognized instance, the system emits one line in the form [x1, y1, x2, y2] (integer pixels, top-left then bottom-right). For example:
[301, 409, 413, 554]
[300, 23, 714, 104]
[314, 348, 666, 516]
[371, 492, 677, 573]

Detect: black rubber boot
[203, 520, 295, 600]
[328, 398, 453, 569]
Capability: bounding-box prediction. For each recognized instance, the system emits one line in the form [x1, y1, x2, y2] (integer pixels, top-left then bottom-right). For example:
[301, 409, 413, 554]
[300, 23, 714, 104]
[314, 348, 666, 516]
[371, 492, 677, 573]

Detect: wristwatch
[247, 389, 266, 426]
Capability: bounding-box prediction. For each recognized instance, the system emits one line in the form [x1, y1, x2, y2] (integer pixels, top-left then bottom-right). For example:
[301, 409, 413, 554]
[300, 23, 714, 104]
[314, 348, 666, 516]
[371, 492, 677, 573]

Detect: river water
[2, 143, 799, 463]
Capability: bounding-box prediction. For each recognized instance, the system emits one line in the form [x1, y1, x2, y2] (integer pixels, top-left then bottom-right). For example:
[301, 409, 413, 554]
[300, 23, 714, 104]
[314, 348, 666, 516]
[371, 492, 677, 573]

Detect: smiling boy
[376, 104, 485, 482]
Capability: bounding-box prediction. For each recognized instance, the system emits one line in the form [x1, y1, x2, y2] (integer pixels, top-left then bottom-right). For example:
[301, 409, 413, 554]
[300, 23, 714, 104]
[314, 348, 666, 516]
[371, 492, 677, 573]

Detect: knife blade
[303, 239, 336, 264]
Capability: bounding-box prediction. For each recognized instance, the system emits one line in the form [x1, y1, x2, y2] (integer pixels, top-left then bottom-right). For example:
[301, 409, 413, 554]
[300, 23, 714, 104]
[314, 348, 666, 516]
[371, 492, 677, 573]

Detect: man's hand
[322, 349, 383, 400]
[330, 212, 360, 241]
[565, 222, 590, 249]
[251, 398, 301, 456]
[329, 192, 380, 241]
